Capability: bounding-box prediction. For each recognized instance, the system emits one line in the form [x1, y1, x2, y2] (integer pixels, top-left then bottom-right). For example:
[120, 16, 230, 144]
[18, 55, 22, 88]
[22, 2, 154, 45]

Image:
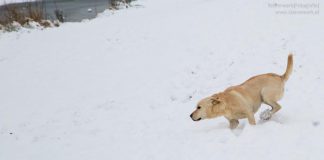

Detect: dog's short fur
[190, 54, 293, 129]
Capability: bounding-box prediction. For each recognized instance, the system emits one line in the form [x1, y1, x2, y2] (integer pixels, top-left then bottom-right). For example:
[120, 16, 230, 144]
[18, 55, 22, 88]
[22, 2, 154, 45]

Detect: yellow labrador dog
[190, 54, 293, 129]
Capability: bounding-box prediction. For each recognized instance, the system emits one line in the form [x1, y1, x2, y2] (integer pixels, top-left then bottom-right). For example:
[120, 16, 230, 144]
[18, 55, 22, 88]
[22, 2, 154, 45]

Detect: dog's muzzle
[190, 114, 201, 121]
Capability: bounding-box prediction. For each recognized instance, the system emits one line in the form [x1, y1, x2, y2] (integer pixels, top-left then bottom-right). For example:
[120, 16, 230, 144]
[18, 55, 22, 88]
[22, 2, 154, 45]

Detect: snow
[0, 0, 324, 160]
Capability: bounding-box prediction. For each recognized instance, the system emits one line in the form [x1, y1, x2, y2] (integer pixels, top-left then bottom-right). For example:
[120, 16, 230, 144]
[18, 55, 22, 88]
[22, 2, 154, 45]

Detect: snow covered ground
[0, 0, 324, 159]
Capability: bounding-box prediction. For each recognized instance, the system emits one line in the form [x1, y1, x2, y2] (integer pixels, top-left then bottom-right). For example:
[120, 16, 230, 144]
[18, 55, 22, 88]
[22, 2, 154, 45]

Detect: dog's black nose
[190, 114, 193, 118]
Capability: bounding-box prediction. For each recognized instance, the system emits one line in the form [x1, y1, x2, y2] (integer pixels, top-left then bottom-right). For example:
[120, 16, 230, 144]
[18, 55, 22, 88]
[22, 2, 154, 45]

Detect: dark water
[0, 0, 112, 22]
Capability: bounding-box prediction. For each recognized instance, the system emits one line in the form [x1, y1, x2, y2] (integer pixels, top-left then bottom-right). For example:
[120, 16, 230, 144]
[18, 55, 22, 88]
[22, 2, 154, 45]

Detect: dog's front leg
[227, 118, 239, 129]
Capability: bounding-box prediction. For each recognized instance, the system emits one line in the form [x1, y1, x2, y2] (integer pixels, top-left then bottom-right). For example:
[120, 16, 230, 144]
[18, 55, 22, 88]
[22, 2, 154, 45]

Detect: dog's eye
[197, 106, 201, 109]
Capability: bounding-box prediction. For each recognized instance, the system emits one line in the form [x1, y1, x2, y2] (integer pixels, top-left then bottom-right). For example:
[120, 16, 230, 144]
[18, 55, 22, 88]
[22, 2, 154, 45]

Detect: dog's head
[190, 94, 226, 121]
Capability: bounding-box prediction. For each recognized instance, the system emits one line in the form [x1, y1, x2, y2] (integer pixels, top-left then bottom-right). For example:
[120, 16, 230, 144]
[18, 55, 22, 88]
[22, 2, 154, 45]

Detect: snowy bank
[0, 0, 36, 5]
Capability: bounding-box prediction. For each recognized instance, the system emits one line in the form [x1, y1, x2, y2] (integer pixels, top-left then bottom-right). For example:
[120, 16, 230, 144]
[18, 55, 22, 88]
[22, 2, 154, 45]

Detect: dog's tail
[281, 54, 293, 82]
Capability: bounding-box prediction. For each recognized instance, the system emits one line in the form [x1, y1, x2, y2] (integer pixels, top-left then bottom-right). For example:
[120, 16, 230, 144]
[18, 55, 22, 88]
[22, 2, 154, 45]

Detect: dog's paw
[260, 109, 272, 121]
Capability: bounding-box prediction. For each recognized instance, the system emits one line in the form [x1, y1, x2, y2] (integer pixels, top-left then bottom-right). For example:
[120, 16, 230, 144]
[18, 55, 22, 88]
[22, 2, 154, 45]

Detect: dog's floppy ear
[210, 96, 221, 105]
[210, 96, 225, 114]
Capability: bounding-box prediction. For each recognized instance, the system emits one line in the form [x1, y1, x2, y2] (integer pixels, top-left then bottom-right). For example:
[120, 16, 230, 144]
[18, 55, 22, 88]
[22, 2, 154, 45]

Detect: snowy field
[0, 0, 324, 159]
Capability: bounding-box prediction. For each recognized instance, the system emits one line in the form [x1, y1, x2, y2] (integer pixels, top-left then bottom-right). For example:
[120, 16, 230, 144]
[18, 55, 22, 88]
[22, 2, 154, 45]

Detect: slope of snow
[0, 0, 324, 160]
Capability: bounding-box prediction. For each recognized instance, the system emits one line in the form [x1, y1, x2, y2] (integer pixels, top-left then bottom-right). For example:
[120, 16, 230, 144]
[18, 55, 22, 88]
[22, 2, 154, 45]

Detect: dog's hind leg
[264, 101, 282, 115]
[261, 87, 283, 116]
[247, 112, 256, 125]
[227, 118, 239, 129]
